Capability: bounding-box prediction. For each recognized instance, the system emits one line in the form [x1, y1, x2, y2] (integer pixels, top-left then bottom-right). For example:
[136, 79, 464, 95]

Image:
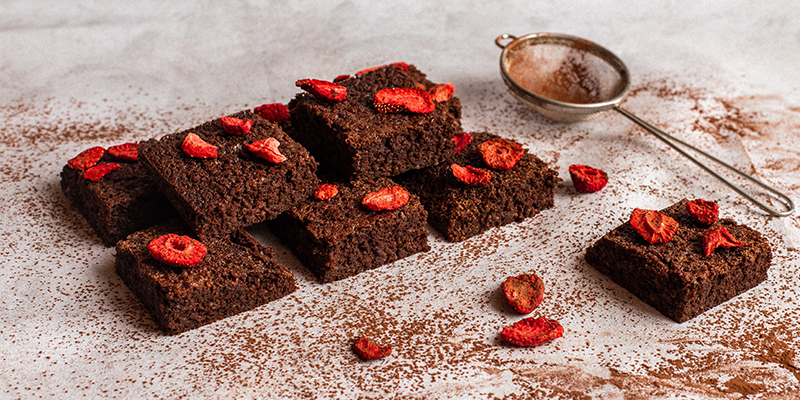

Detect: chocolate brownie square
[60, 146, 176, 246]
[271, 178, 430, 283]
[138, 110, 319, 241]
[396, 132, 558, 242]
[288, 64, 462, 180]
[115, 221, 296, 334]
[585, 199, 772, 322]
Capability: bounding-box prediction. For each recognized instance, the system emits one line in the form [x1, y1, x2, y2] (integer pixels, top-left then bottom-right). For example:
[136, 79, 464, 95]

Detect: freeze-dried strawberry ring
[220, 116, 254, 136]
[68, 146, 105, 170]
[182, 133, 218, 159]
[452, 132, 473, 154]
[355, 61, 410, 76]
[314, 184, 339, 200]
[428, 82, 455, 102]
[352, 337, 392, 360]
[630, 208, 679, 244]
[148, 233, 207, 268]
[500, 316, 564, 347]
[478, 138, 524, 170]
[83, 163, 120, 182]
[374, 88, 435, 114]
[703, 225, 743, 257]
[568, 164, 608, 193]
[451, 164, 492, 185]
[254, 103, 290, 124]
[362, 186, 409, 211]
[107, 143, 139, 162]
[501, 273, 545, 314]
[296, 79, 347, 102]
[686, 199, 719, 225]
[246, 137, 287, 164]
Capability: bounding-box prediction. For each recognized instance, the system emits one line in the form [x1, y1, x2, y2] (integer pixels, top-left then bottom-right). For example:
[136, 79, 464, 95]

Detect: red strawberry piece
[182, 133, 217, 159]
[83, 163, 120, 181]
[107, 143, 139, 162]
[501, 273, 545, 314]
[686, 199, 719, 225]
[296, 79, 347, 102]
[374, 88, 435, 114]
[314, 184, 339, 200]
[501, 316, 564, 347]
[703, 225, 744, 257]
[220, 116, 254, 136]
[428, 82, 455, 102]
[352, 337, 392, 360]
[147, 233, 207, 268]
[477, 138, 524, 170]
[355, 61, 410, 76]
[568, 164, 608, 193]
[333, 74, 350, 83]
[362, 186, 410, 211]
[68, 146, 105, 170]
[452, 132, 473, 154]
[254, 103, 290, 125]
[630, 208, 679, 244]
[451, 164, 492, 185]
[246, 137, 287, 164]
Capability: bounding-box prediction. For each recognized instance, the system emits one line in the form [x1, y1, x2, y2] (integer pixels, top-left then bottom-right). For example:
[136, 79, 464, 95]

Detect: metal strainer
[496, 32, 794, 217]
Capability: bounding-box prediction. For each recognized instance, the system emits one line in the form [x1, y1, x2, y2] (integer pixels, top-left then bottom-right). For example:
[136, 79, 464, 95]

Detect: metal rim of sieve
[496, 33, 632, 122]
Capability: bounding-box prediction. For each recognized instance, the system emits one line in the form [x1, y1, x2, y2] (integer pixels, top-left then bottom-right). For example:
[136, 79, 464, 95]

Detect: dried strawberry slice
[630, 208, 679, 244]
[501, 317, 564, 347]
[83, 163, 120, 181]
[452, 132, 473, 154]
[147, 233, 207, 268]
[182, 133, 218, 159]
[314, 183, 339, 200]
[374, 88, 435, 114]
[355, 61, 410, 75]
[686, 199, 719, 225]
[220, 116, 254, 136]
[68, 146, 105, 170]
[107, 143, 139, 162]
[246, 137, 287, 164]
[703, 225, 743, 257]
[501, 273, 545, 314]
[254, 103, 290, 124]
[352, 337, 392, 360]
[568, 164, 608, 193]
[296, 79, 347, 102]
[362, 186, 409, 211]
[451, 164, 492, 185]
[428, 83, 455, 102]
[478, 138, 524, 170]
[333, 74, 350, 83]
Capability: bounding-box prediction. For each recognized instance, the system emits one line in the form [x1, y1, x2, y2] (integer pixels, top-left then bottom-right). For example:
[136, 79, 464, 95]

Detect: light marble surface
[2, 1, 800, 398]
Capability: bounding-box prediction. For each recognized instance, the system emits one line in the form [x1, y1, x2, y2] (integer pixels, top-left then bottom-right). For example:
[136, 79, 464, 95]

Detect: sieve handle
[495, 34, 517, 49]
[614, 106, 794, 217]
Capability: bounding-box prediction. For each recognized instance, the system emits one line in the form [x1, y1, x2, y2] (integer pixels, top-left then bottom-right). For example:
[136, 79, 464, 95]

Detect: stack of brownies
[60, 63, 559, 334]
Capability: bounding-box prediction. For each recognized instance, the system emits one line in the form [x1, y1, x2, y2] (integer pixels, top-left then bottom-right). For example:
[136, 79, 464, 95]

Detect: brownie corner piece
[584, 199, 772, 323]
[60, 147, 175, 246]
[288, 64, 461, 180]
[397, 131, 558, 242]
[138, 110, 319, 241]
[271, 177, 430, 283]
[114, 221, 296, 334]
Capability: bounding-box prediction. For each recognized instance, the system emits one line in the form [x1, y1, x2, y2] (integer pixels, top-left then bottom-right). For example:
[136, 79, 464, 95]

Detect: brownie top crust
[592, 199, 770, 281]
[290, 65, 460, 149]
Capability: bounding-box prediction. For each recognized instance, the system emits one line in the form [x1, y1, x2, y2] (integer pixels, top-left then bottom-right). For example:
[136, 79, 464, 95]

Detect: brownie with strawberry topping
[396, 131, 558, 242]
[287, 64, 462, 180]
[271, 177, 429, 283]
[60, 143, 176, 246]
[584, 199, 772, 323]
[115, 220, 296, 334]
[138, 110, 319, 241]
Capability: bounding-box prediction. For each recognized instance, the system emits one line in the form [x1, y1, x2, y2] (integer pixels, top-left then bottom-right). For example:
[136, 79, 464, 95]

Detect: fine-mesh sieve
[496, 33, 794, 217]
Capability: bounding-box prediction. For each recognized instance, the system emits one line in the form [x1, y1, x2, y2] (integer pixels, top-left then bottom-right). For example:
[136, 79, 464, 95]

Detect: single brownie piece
[60, 145, 175, 246]
[138, 110, 319, 241]
[271, 178, 430, 283]
[396, 132, 558, 242]
[585, 199, 772, 323]
[115, 221, 296, 334]
[288, 64, 462, 180]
